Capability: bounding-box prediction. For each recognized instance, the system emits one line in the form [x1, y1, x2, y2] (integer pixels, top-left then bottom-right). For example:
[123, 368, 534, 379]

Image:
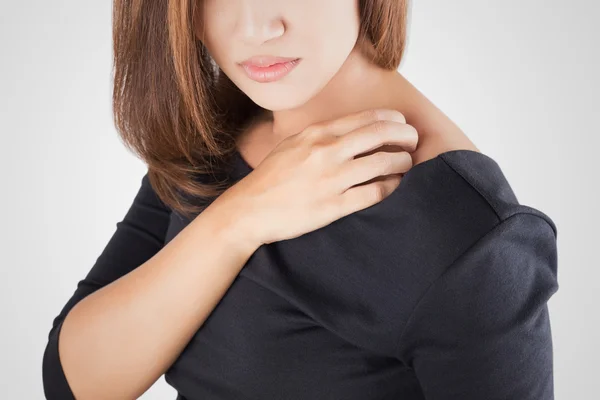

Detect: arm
[42, 172, 259, 400]
[395, 212, 559, 399]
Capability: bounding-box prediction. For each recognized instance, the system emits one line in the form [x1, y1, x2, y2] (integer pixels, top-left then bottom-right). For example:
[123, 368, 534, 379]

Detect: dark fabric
[42, 149, 559, 399]
[41, 173, 171, 400]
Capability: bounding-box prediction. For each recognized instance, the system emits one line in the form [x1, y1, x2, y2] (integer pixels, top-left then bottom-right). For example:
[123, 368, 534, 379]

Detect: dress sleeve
[395, 212, 559, 400]
[42, 172, 172, 400]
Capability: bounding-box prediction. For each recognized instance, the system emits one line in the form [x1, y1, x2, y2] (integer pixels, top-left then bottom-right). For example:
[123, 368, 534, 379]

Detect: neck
[265, 46, 410, 139]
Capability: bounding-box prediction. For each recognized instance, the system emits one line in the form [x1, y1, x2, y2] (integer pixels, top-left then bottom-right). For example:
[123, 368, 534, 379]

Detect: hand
[216, 108, 418, 246]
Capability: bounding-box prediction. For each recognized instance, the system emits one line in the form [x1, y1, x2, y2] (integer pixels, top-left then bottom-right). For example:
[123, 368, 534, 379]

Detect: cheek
[301, 1, 360, 60]
[194, 4, 232, 61]
[201, 36, 225, 64]
[307, 20, 360, 71]
[197, 24, 231, 66]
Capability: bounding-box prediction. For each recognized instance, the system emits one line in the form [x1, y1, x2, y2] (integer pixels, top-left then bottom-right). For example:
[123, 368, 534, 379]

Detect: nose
[235, 1, 285, 46]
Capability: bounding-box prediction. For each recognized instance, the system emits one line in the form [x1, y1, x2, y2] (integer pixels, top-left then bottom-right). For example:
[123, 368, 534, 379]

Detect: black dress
[43, 149, 559, 399]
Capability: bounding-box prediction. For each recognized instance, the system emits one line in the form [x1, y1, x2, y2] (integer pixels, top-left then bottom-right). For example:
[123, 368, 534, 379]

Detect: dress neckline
[234, 147, 255, 173]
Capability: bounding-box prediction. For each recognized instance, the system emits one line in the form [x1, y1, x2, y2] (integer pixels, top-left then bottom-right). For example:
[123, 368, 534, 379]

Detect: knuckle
[392, 110, 406, 123]
[370, 108, 406, 124]
[365, 108, 383, 121]
[371, 151, 392, 170]
[372, 119, 389, 135]
[371, 183, 387, 202]
[405, 124, 419, 150]
[401, 151, 414, 168]
[336, 195, 350, 216]
[392, 151, 413, 172]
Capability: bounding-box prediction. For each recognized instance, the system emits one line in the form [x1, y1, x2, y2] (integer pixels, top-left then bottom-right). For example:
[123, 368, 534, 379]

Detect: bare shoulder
[410, 134, 480, 168]
[390, 73, 481, 167]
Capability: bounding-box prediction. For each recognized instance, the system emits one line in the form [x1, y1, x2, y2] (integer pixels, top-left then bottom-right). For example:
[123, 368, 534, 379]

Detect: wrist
[204, 200, 263, 257]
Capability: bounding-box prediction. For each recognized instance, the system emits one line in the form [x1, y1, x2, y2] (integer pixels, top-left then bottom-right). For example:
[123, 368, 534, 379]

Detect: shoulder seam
[439, 152, 557, 238]
[393, 211, 555, 362]
[438, 152, 502, 220]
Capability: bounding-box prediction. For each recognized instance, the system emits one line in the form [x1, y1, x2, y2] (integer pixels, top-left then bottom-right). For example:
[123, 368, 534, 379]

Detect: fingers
[335, 174, 402, 216]
[334, 121, 419, 162]
[310, 108, 407, 137]
[336, 150, 413, 191]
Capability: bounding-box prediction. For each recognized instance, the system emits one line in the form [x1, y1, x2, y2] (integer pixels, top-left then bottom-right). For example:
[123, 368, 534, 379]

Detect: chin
[243, 83, 318, 112]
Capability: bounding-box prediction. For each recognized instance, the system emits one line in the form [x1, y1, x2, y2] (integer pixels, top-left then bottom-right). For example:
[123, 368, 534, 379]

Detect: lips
[240, 55, 300, 68]
[239, 56, 301, 83]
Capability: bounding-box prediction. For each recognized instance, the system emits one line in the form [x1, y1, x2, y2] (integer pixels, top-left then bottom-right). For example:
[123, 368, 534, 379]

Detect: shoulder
[387, 153, 560, 396]
[254, 147, 558, 357]
[374, 147, 556, 243]
[390, 157, 560, 370]
[435, 149, 556, 229]
[349, 147, 557, 295]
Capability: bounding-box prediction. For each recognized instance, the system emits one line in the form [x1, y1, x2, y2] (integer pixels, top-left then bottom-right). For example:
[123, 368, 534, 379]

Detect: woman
[42, 0, 559, 399]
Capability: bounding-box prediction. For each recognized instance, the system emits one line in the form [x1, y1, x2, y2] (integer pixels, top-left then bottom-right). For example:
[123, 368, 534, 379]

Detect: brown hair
[112, 0, 409, 219]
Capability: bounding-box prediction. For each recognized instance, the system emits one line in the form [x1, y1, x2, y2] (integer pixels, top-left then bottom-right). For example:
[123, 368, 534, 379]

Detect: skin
[52, 3, 482, 398]
[194, 0, 479, 170]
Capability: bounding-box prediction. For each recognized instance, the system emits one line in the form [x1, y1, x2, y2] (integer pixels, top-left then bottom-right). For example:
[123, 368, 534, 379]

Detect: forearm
[57, 204, 259, 400]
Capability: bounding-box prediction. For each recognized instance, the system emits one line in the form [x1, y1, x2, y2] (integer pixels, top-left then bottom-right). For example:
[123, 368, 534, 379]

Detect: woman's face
[194, 0, 361, 111]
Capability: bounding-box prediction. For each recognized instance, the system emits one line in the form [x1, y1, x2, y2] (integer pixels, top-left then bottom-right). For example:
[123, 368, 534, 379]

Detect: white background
[1, 0, 598, 398]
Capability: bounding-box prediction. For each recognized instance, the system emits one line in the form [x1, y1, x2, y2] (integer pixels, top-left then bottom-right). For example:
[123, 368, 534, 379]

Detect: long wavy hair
[112, 0, 409, 219]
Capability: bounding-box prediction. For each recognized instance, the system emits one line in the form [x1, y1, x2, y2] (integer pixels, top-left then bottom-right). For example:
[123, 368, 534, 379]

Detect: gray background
[1, 0, 597, 398]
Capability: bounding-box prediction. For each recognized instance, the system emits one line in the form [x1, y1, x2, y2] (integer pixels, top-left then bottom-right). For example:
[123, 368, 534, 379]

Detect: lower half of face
[197, 0, 361, 111]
